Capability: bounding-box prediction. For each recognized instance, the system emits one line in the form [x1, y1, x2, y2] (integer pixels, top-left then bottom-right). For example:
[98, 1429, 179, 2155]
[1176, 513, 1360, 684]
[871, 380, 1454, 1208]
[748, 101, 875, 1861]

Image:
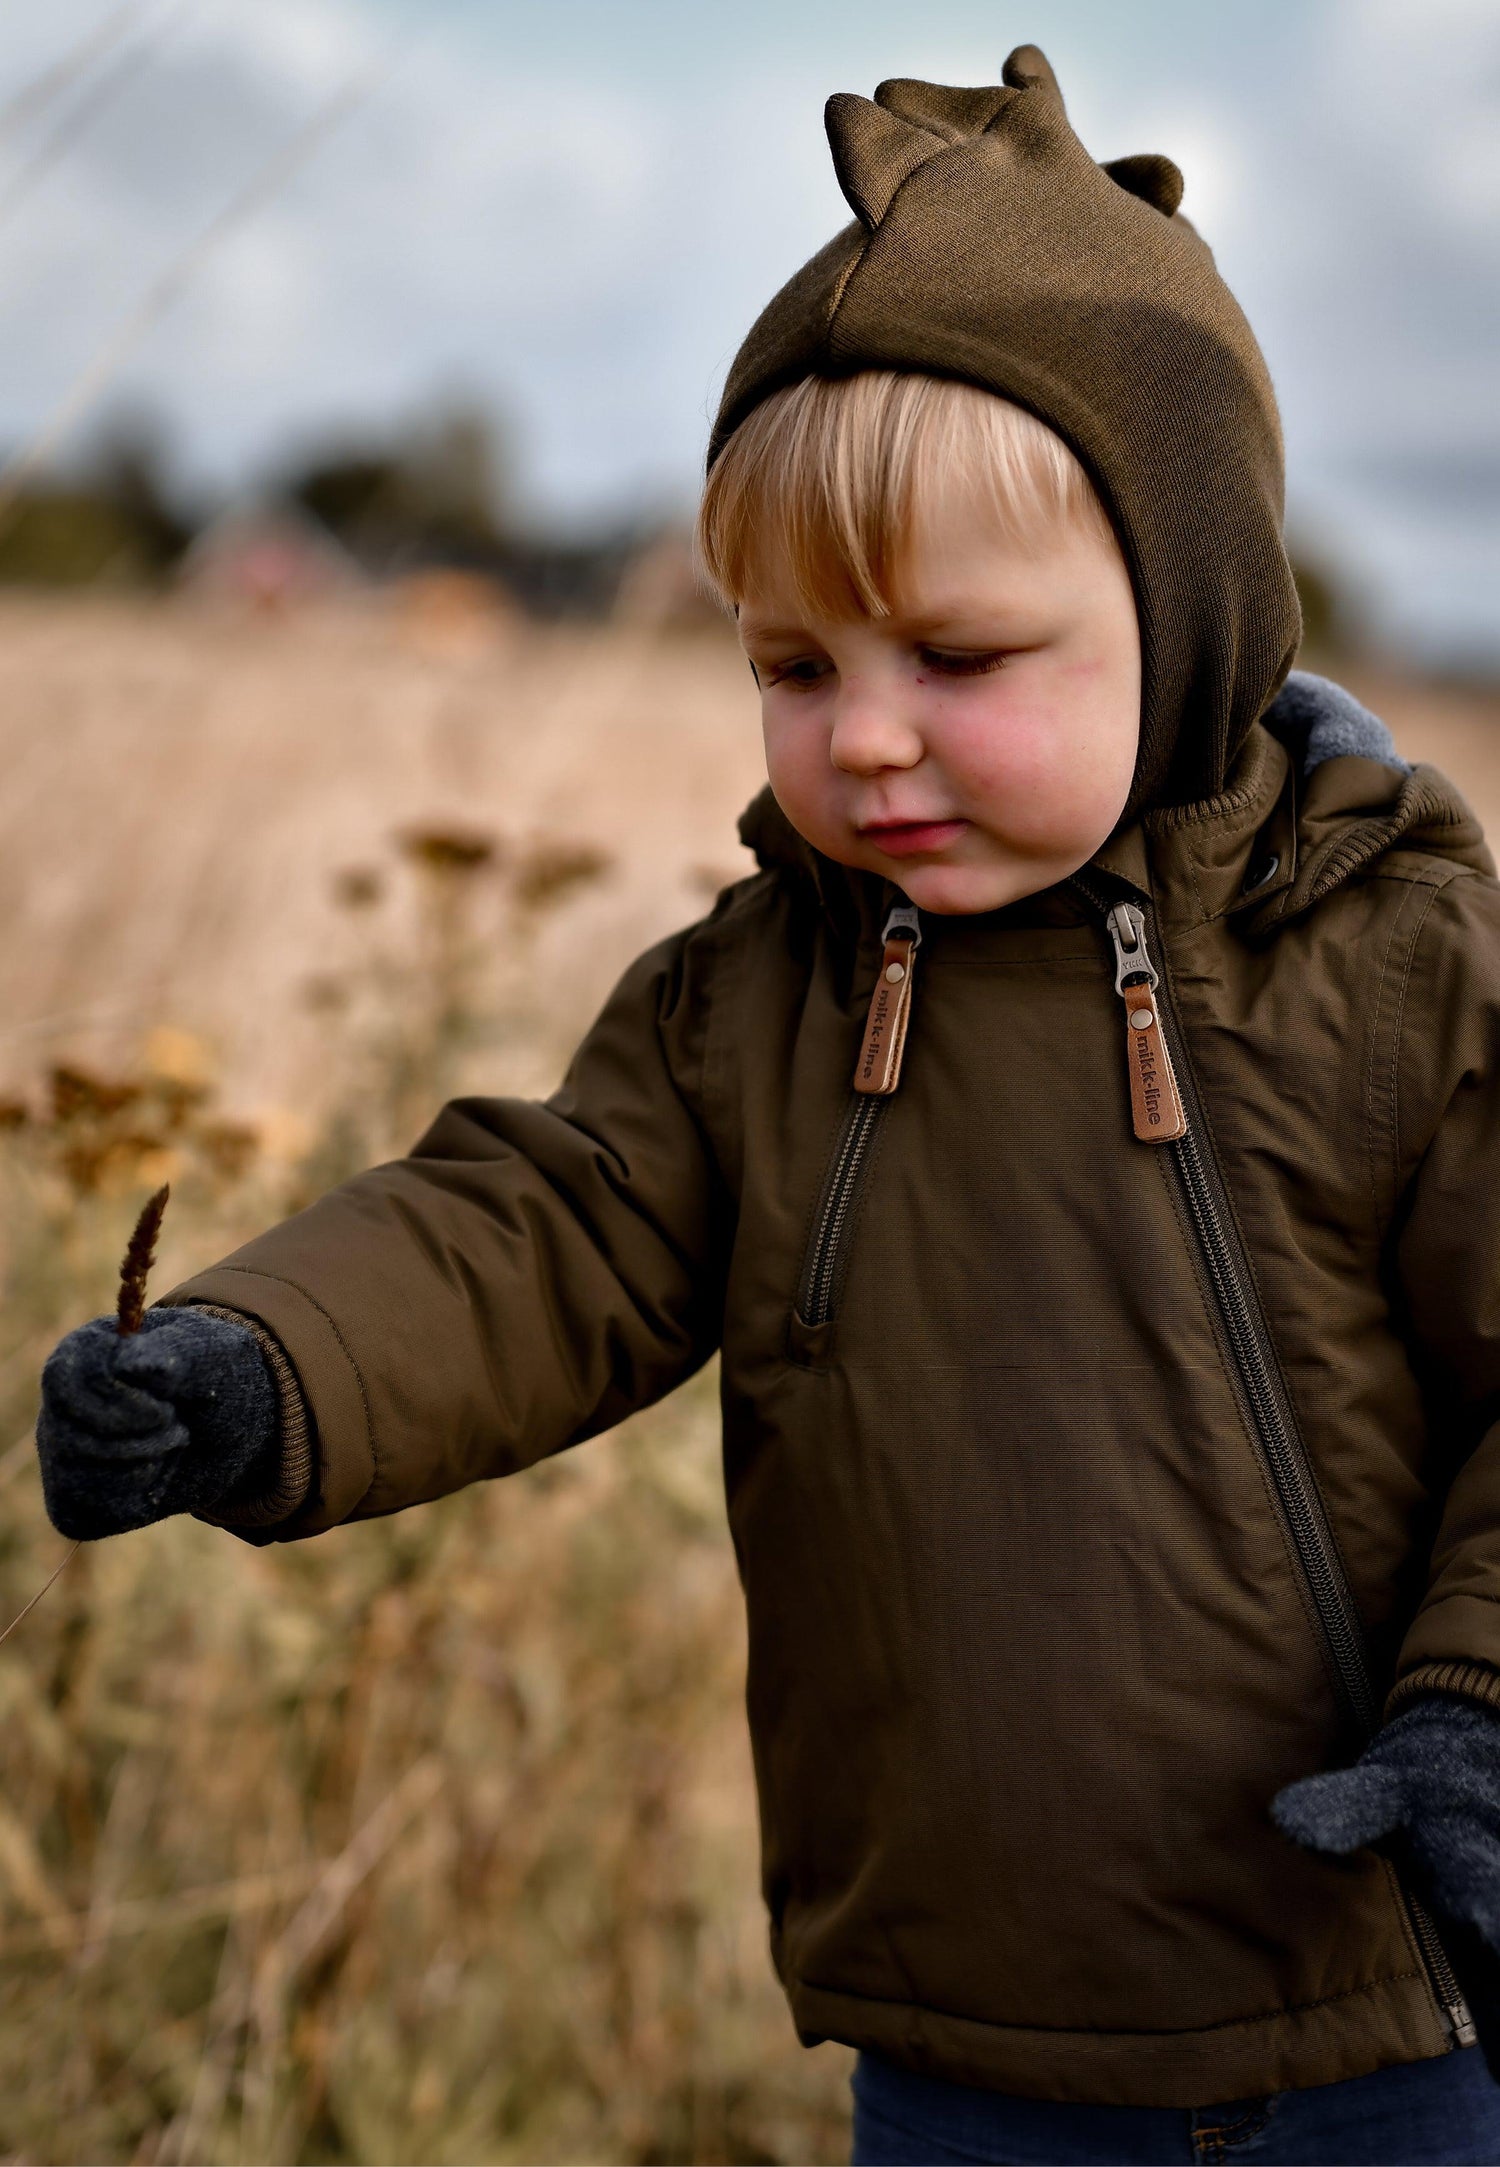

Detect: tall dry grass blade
[115, 1182, 169, 1336]
[5, 1863, 319, 1958]
[253, 1756, 443, 2017]
[0, 1541, 79, 1649]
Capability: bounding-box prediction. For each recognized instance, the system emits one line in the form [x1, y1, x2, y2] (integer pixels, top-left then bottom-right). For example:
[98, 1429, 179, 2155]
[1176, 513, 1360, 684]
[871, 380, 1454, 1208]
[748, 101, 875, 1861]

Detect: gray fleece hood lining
[1264, 670, 1408, 777]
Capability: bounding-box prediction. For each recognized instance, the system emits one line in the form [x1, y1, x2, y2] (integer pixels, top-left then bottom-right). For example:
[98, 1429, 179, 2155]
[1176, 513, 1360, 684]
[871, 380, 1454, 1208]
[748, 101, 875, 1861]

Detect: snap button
[1243, 852, 1280, 893]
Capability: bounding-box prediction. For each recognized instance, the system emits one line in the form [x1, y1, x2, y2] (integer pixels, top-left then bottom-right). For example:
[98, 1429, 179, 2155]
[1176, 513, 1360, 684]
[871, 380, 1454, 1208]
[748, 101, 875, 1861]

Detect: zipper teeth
[799, 1097, 885, 1327]
[1075, 873, 1472, 2040]
[1406, 1890, 1475, 2042]
[1169, 1125, 1377, 1733]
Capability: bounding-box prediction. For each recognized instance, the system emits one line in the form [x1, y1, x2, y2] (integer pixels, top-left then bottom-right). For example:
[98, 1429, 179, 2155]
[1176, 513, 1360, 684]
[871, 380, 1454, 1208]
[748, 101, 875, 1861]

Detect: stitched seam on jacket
[1364, 895, 1405, 1240]
[1183, 844, 1212, 930]
[794, 1965, 1423, 2039]
[1152, 1150, 1324, 1665]
[1364, 883, 1437, 1242]
[1384, 888, 1440, 1208]
[697, 872, 782, 1191]
[1389, 873, 1465, 1187]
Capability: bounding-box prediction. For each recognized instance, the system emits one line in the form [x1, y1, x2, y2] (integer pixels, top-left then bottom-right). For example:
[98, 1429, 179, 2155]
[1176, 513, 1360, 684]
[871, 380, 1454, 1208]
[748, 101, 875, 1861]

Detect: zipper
[1078, 873, 1476, 2050]
[797, 1094, 887, 1327]
[796, 903, 921, 1329]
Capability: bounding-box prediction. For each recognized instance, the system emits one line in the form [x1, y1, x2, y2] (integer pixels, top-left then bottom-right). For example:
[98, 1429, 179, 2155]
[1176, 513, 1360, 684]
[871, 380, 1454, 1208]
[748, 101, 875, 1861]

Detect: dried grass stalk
[115, 1184, 170, 1337]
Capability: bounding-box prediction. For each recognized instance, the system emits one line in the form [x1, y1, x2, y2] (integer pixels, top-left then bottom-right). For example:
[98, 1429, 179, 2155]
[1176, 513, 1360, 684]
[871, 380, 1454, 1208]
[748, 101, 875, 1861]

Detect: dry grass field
[0, 591, 1497, 2165]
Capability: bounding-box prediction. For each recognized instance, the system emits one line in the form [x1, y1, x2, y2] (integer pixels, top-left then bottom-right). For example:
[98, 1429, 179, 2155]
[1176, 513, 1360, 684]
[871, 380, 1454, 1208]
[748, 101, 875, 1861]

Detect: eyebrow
[736, 618, 816, 642]
[739, 607, 1005, 643]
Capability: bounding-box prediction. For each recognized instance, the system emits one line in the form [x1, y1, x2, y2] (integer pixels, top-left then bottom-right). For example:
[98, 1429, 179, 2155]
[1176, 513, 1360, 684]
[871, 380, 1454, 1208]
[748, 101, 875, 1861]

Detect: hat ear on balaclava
[709, 45, 1302, 819]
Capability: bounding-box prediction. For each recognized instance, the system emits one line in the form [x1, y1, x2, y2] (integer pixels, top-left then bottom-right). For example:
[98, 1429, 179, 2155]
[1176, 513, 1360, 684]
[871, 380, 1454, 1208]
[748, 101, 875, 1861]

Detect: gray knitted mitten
[1274, 1696, 1500, 2076]
[37, 1308, 279, 1540]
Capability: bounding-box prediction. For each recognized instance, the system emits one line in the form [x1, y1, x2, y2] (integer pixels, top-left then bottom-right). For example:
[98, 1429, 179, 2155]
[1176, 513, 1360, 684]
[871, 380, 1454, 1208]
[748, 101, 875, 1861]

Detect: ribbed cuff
[182, 1302, 316, 1529]
[1385, 1660, 1500, 1722]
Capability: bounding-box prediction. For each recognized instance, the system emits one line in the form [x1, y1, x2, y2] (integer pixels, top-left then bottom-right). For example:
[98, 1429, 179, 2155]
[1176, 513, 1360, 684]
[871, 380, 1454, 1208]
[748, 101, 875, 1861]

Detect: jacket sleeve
[1384, 872, 1500, 1715]
[161, 919, 733, 1541]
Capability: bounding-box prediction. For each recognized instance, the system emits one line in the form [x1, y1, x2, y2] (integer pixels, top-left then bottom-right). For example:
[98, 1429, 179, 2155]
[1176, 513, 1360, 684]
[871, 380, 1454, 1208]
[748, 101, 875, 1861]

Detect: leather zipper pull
[1106, 903, 1187, 1143]
[854, 903, 921, 1095]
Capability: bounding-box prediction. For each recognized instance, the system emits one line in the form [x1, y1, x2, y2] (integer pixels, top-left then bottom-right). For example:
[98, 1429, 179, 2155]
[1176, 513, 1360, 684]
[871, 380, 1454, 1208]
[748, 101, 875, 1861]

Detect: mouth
[858, 818, 969, 858]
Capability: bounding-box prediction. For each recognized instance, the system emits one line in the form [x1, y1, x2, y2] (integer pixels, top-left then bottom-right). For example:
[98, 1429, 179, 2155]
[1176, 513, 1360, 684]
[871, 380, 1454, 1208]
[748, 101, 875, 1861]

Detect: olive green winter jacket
[167, 677, 1500, 2107]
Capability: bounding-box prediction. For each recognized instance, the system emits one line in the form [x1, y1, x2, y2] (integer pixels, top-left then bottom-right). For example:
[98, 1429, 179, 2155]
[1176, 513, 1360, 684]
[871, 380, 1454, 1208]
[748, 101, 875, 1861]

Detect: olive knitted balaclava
[708, 46, 1302, 817]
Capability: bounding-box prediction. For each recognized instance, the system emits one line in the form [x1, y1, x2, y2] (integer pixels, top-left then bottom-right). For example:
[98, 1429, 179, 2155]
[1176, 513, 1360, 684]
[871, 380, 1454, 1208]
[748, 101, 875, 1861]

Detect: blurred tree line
[0, 399, 642, 616]
[0, 412, 192, 586]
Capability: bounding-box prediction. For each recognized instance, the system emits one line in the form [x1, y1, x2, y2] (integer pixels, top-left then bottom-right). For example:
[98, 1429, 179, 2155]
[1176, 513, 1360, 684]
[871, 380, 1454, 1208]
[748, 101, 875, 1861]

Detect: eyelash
[919, 647, 1009, 679]
[760, 647, 1009, 690]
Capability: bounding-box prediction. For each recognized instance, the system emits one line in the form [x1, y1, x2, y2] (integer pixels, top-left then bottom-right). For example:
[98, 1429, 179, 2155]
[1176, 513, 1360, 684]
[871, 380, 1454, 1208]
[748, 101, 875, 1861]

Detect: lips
[859, 819, 969, 858]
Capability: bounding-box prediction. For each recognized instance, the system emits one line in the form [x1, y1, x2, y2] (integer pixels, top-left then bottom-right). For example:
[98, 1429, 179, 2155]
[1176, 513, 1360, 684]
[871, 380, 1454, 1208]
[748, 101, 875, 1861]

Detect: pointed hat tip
[1001, 45, 1063, 102]
[825, 91, 939, 229]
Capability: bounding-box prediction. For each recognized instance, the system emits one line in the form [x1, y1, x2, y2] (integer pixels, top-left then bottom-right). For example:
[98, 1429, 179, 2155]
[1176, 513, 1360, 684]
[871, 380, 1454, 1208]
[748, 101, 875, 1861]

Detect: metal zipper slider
[854, 903, 921, 1096]
[1106, 902, 1187, 1143]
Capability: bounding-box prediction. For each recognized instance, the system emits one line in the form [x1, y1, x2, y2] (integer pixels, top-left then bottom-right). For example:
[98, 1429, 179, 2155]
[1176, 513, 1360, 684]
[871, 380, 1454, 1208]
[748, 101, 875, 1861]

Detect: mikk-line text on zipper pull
[854, 903, 921, 1095]
[1106, 902, 1187, 1142]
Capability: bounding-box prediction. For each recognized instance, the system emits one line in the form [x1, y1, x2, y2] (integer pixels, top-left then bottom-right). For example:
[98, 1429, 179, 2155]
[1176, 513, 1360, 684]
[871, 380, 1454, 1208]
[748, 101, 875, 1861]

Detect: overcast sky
[0, 0, 1495, 665]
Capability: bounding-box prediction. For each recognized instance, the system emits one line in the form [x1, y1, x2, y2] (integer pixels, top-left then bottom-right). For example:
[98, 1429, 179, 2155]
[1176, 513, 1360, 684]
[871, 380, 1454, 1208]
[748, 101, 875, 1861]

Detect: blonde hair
[696, 371, 1114, 621]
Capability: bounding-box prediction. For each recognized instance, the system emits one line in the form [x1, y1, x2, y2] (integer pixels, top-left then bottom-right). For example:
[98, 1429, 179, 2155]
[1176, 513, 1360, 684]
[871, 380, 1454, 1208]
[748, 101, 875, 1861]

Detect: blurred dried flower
[396, 825, 500, 878]
[50, 1065, 142, 1125]
[152, 1075, 212, 1133]
[301, 973, 351, 1013]
[60, 1133, 177, 1198]
[197, 1119, 260, 1184]
[511, 837, 613, 912]
[332, 866, 384, 910]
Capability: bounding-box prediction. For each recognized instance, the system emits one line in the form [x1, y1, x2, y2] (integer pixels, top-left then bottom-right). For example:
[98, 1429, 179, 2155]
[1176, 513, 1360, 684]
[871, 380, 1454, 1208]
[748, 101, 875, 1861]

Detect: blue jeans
[850, 2046, 1500, 2165]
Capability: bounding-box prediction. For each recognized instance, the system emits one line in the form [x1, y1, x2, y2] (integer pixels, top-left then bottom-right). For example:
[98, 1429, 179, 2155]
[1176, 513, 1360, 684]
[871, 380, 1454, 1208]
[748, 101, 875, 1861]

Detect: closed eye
[760, 656, 832, 690]
[917, 646, 1009, 678]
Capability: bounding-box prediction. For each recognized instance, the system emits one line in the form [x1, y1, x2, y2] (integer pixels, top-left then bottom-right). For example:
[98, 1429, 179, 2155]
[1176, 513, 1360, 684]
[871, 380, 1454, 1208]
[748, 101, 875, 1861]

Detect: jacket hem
[785, 1971, 1449, 2109]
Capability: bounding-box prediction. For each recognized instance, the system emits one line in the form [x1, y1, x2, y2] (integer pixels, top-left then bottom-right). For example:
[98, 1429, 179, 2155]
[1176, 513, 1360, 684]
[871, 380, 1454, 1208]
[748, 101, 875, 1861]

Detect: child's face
[738, 494, 1142, 915]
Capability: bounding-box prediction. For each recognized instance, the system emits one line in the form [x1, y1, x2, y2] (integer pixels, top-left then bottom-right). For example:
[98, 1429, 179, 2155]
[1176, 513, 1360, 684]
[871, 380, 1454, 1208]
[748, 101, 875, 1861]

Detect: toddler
[37, 46, 1500, 2167]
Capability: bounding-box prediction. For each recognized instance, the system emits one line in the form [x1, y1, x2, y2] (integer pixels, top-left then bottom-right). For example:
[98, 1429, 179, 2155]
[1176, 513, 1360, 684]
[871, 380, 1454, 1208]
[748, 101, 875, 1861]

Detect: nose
[828, 679, 924, 777]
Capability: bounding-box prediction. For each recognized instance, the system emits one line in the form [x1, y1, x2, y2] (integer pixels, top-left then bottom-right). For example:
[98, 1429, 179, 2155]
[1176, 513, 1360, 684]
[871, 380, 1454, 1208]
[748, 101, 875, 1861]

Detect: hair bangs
[696, 371, 1112, 619]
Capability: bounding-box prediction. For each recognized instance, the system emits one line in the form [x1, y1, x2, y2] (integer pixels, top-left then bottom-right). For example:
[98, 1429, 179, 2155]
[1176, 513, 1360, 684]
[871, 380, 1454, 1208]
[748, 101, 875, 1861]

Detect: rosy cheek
[764, 721, 836, 828]
[938, 695, 1051, 790]
[938, 696, 1119, 842]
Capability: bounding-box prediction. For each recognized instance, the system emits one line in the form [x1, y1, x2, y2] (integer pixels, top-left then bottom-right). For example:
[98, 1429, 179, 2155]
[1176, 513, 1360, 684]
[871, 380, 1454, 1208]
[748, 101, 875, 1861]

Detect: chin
[888, 864, 1027, 915]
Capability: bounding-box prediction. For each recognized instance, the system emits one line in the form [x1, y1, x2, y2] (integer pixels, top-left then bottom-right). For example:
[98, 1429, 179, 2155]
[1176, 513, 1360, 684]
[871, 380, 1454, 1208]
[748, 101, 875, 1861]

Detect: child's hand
[36, 1308, 278, 1540]
[1274, 1699, 1500, 1942]
[1274, 1697, 1500, 2072]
